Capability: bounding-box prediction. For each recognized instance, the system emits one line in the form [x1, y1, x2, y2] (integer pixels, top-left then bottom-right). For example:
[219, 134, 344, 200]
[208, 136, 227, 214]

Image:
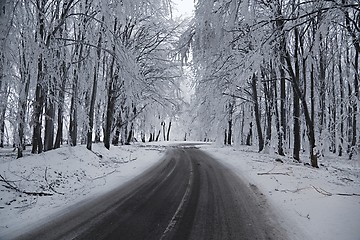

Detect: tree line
[0, 0, 182, 158]
[181, 0, 359, 167]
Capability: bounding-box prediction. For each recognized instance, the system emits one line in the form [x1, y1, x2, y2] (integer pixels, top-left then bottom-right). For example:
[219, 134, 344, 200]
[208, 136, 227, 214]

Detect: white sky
[172, 0, 195, 18]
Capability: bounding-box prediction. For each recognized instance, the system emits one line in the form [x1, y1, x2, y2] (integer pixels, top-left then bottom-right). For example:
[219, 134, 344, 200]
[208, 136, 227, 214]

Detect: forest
[0, 0, 359, 167]
[181, 0, 359, 167]
[0, 0, 183, 159]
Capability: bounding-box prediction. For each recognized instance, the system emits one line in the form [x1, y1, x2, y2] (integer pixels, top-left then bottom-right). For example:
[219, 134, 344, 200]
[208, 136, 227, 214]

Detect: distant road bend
[15, 146, 287, 240]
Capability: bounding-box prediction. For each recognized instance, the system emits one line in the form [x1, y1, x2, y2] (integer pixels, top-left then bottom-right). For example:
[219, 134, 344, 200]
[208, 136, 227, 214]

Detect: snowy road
[15, 146, 286, 240]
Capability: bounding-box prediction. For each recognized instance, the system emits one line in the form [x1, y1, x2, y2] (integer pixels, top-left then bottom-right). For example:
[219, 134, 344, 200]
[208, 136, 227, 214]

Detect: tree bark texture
[251, 74, 264, 152]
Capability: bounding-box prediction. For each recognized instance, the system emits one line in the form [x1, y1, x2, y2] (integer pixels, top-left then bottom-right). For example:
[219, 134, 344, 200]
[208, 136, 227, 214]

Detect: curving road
[15, 146, 287, 240]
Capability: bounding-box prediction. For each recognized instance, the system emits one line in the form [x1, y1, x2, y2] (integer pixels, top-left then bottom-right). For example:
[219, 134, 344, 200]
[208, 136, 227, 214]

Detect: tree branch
[1, 174, 53, 196]
[311, 185, 360, 197]
[222, 93, 253, 103]
[44, 167, 64, 195]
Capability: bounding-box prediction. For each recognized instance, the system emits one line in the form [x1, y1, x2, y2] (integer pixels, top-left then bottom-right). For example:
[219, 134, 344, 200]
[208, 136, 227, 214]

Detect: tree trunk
[86, 63, 99, 150]
[94, 101, 102, 143]
[54, 62, 66, 149]
[343, 1, 359, 159]
[310, 63, 315, 134]
[140, 118, 146, 143]
[104, 18, 119, 150]
[273, 76, 284, 156]
[17, 43, 30, 158]
[227, 120, 232, 145]
[112, 128, 120, 145]
[285, 51, 318, 167]
[293, 27, 301, 162]
[350, 50, 358, 159]
[227, 100, 234, 145]
[318, 35, 326, 138]
[32, 58, 45, 153]
[69, 37, 84, 147]
[240, 105, 245, 145]
[126, 123, 133, 145]
[0, 51, 4, 147]
[251, 74, 264, 152]
[162, 122, 166, 141]
[347, 82, 353, 154]
[54, 15, 67, 149]
[293, 82, 301, 161]
[112, 111, 122, 146]
[274, 4, 287, 153]
[104, 81, 116, 149]
[0, 82, 8, 148]
[155, 130, 161, 141]
[246, 122, 252, 146]
[32, 0, 46, 154]
[141, 132, 146, 143]
[87, 16, 103, 151]
[299, 78, 318, 167]
[69, 70, 78, 146]
[44, 88, 55, 151]
[338, 54, 344, 156]
[166, 121, 172, 141]
[329, 60, 336, 154]
[263, 69, 273, 152]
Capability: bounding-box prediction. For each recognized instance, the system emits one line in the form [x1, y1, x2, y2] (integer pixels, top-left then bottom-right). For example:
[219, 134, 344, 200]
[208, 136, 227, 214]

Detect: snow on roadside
[0, 143, 165, 238]
[200, 144, 360, 240]
[1, 141, 359, 240]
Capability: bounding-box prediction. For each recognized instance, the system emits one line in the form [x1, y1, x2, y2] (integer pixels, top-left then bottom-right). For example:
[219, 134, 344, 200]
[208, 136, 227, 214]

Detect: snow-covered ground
[0, 143, 165, 239]
[199, 144, 360, 240]
[1, 142, 359, 240]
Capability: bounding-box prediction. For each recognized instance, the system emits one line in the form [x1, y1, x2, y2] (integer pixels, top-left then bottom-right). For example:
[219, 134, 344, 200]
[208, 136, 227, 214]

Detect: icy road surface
[14, 146, 286, 240]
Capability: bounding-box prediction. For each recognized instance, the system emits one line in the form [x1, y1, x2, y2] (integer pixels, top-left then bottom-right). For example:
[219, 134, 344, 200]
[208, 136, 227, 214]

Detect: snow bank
[200, 144, 360, 240]
[0, 143, 164, 238]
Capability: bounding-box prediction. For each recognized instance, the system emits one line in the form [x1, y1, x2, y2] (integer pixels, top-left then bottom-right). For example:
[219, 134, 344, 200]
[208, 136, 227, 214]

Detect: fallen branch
[295, 210, 310, 220]
[44, 167, 64, 195]
[276, 187, 310, 193]
[14, 197, 38, 210]
[337, 193, 360, 196]
[257, 172, 290, 176]
[0, 174, 53, 196]
[92, 170, 117, 180]
[311, 185, 360, 197]
[0, 178, 18, 183]
[311, 186, 332, 196]
[1, 174, 19, 191]
[340, 177, 354, 182]
[3, 185, 53, 196]
[257, 165, 291, 176]
[91, 151, 103, 159]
